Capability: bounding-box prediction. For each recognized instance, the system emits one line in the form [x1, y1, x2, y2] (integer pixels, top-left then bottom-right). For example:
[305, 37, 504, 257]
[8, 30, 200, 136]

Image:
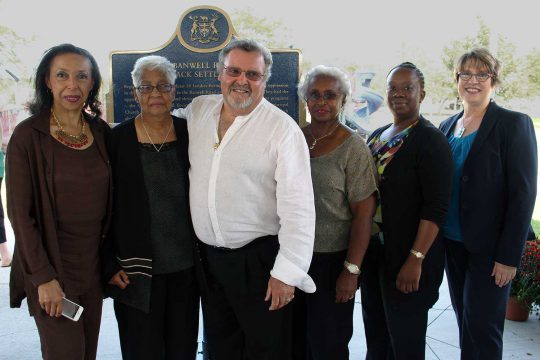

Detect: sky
[1, 0, 539, 118]
[1, 0, 538, 77]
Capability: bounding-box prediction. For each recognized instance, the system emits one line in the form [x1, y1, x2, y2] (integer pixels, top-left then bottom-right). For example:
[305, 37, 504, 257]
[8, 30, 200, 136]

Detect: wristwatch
[343, 261, 361, 275]
[410, 249, 426, 259]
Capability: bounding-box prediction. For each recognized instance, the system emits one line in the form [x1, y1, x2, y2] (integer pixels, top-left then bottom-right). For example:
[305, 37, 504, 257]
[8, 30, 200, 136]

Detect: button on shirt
[172, 95, 316, 293]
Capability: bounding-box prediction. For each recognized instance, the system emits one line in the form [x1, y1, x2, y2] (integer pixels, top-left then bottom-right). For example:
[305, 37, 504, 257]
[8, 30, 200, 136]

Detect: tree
[492, 35, 526, 101]
[432, 18, 491, 108]
[524, 49, 540, 97]
[0, 1, 31, 107]
[432, 17, 533, 110]
[230, 8, 291, 48]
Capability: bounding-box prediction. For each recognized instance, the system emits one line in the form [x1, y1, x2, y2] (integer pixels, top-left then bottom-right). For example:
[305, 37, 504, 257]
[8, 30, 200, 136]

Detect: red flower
[511, 239, 540, 313]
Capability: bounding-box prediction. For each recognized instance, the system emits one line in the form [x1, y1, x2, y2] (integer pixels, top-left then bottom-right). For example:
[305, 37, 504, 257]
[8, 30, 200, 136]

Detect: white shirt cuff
[171, 108, 185, 118]
[270, 252, 316, 293]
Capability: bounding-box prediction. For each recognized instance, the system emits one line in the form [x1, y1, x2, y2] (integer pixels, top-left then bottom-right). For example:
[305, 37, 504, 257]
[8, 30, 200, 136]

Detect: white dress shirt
[172, 95, 316, 293]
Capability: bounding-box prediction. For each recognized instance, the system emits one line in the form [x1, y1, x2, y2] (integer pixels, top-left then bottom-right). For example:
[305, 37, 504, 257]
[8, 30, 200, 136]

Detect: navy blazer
[439, 101, 537, 267]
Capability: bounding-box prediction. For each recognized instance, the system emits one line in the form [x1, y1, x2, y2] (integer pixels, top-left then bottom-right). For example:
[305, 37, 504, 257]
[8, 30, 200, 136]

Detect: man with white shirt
[172, 39, 315, 360]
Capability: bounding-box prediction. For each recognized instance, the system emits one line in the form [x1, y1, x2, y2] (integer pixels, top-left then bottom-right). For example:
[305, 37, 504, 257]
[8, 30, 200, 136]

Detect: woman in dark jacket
[440, 48, 537, 360]
[7, 43, 112, 360]
[360, 62, 452, 360]
[103, 55, 199, 360]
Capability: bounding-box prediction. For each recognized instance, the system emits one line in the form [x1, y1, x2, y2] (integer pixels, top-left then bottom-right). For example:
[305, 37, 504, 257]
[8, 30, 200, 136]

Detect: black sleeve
[100, 123, 123, 284]
[417, 127, 453, 226]
[495, 113, 537, 266]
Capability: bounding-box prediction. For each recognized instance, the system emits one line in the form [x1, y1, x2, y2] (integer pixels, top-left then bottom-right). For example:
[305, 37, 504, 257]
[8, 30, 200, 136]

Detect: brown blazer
[6, 110, 112, 313]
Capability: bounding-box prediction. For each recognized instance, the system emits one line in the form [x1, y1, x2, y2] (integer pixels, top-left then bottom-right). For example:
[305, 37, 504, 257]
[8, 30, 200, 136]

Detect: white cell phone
[62, 297, 84, 321]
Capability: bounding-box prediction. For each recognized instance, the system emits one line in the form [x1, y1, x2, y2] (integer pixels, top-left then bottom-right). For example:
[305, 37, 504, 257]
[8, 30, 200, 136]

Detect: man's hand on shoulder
[265, 276, 295, 311]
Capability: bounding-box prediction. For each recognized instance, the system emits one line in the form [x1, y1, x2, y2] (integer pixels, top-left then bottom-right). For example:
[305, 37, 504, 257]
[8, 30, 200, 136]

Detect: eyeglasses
[135, 84, 174, 94]
[223, 66, 265, 81]
[305, 91, 341, 102]
[457, 72, 492, 82]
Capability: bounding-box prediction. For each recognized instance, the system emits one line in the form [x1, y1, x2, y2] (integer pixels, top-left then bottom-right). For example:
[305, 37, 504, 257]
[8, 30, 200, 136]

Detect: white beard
[224, 91, 253, 110]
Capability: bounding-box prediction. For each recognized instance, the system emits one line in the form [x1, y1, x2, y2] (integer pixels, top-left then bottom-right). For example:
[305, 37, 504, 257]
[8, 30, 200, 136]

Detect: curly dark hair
[27, 43, 102, 117]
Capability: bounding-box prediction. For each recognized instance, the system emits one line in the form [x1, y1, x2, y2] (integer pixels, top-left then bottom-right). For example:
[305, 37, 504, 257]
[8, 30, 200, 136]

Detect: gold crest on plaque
[189, 14, 220, 44]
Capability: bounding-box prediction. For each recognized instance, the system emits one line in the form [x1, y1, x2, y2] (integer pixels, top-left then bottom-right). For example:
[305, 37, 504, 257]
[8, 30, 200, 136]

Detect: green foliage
[494, 36, 526, 100]
[532, 219, 540, 234]
[435, 18, 491, 103]
[230, 9, 291, 48]
[524, 49, 540, 97]
[0, 7, 31, 107]
[0, 25, 25, 65]
[433, 17, 537, 105]
[441, 18, 490, 73]
[0, 25, 26, 104]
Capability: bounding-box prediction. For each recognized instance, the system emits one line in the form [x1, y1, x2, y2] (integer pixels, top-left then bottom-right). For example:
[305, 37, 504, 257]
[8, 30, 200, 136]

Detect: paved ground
[1, 159, 540, 359]
[1, 260, 539, 359]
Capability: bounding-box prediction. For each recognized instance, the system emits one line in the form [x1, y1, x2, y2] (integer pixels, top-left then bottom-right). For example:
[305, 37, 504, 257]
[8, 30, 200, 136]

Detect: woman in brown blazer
[7, 43, 112, 360]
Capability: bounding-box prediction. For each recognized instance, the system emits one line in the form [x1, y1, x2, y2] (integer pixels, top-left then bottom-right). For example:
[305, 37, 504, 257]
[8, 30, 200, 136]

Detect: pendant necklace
[456, 117, 470, 138]
[52, 110, 88, 148]
[140, 114, 173, 152]
[456, 115, 477, 138]
[307, 121, 340, 150]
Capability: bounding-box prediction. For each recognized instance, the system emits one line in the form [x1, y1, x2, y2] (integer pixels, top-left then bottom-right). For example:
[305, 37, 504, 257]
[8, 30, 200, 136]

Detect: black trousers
[360, 242, 429, 360]
[293, 251, 355, 360]
[445, 239, 510, 360]
[199, 236, 292, 360]
[114, 267, 199, 360]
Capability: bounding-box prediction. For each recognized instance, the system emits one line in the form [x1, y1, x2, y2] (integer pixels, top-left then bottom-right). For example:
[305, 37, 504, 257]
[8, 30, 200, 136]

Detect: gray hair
[217, 38, 273, 82]
[297, 65, 351, 103]
[131, 55, 176, 86]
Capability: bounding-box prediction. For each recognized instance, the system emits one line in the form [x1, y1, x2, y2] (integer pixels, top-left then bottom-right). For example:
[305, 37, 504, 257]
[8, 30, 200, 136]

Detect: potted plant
[506, 238, 540, 321]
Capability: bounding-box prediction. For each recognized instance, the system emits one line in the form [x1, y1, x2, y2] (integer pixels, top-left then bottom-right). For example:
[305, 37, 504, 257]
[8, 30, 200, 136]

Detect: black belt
[199, 234, 278, 253]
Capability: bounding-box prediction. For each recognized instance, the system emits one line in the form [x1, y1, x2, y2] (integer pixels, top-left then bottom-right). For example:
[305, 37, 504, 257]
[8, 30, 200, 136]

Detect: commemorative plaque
[107, 6, 302, 123]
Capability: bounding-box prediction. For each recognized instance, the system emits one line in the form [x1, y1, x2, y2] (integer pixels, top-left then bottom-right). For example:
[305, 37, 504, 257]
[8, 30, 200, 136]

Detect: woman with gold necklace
[294, 65, 377, 359]
[103, 55, 199, 359]
[6, 43, 112, 360]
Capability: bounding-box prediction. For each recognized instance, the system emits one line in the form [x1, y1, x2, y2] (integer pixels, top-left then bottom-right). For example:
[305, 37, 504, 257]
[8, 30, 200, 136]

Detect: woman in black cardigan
[360, 63, 452, 360]
[102, 55, 199, 360]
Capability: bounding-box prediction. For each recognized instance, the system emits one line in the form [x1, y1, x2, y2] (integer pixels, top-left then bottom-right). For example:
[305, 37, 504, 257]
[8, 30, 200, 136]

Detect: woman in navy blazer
[439, 48, 537, 360]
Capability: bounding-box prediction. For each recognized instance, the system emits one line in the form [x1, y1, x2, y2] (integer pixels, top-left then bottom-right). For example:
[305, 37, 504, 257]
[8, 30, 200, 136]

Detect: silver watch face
[345, 262, 359, 274]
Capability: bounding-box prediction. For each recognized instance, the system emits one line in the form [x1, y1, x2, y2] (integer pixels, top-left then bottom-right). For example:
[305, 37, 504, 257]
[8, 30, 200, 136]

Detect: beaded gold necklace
[51, 110, 88, 148]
